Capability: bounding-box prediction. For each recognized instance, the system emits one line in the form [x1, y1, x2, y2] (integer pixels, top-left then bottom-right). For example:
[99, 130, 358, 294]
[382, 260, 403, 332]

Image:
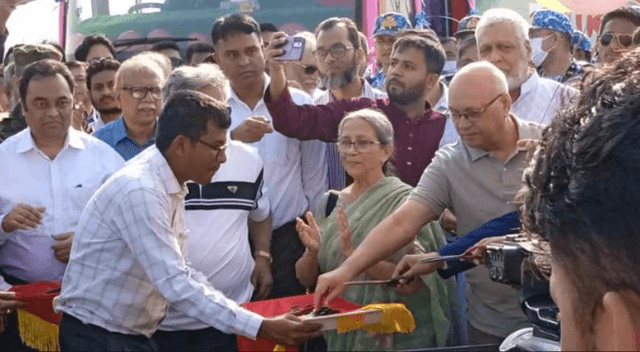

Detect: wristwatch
[255, 251, 272, 264]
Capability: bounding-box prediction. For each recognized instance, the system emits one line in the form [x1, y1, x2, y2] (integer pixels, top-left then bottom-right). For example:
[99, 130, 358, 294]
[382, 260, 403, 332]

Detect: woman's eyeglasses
[336, 139, 382, 152]
[599, 33, 633, 47]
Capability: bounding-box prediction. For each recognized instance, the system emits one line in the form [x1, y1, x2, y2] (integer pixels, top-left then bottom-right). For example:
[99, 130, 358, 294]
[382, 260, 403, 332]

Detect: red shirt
[264, 88, 446, 186]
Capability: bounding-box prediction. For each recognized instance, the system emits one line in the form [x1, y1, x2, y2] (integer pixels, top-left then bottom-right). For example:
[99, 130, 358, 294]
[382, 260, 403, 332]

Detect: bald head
[450, 61, 508, 98]
[448, 61, 514, 152]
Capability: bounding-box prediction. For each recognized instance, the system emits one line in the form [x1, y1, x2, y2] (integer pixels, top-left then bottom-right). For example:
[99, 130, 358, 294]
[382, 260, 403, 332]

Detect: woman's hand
[296, 212, 321, 254]
[336, 206, 354, 259]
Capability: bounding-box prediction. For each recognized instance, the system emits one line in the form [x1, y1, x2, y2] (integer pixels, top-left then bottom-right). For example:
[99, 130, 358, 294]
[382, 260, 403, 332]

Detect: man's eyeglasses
[198, 139, 228, 160]
[336, 139, 382, 152]
[122, 86, 162, 100]
[313, 43, 354, 60]
[599, 33, 633, 48]
[447, 93, 504, 121]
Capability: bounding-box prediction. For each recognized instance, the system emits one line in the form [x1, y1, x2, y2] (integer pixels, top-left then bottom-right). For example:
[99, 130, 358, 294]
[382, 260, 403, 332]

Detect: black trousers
[59, 314, 159, 352]
[152, 327, 237, 352]
[267, 220, 307, 299]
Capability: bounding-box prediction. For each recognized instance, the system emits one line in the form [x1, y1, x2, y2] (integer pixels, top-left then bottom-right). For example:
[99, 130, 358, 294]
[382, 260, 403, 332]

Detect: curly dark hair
[521, 47, 640, 338]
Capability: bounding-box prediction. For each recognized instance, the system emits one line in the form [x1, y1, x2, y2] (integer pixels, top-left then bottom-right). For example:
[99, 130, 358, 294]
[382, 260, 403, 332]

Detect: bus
[63, 0, 474, 60]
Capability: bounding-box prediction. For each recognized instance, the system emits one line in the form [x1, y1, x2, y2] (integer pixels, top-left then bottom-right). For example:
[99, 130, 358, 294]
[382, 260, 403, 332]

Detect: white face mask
[531, 35, 554, 67]
[442, 60, 457, 75]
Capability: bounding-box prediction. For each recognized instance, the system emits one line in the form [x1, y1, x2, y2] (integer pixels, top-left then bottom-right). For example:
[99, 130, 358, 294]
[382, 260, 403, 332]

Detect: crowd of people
[0, 0, 639, 350]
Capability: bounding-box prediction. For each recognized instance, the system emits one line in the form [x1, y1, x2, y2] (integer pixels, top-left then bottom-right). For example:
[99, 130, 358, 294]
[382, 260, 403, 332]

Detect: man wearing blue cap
[572, 30, 592, 63]
[530, 9, 583, 83]
[366, 12, 412, 90]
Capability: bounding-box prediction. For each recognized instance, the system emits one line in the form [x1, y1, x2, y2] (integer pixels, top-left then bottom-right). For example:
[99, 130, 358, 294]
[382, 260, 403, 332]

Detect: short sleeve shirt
[409, 115, 543, 337]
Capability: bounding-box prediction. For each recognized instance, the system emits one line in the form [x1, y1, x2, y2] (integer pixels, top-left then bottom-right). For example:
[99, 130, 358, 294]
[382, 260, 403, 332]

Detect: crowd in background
[0, 0, 640, 350]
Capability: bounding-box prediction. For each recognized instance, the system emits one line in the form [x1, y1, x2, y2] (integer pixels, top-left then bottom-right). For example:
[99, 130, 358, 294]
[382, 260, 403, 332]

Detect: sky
[5, 0, 60, 52]
[3, 0, 165, 56]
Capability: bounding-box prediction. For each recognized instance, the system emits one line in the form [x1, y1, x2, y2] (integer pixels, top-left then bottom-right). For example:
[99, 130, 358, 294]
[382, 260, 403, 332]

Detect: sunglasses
[599, 33, 633, 47]
[299, 64, 318, 75]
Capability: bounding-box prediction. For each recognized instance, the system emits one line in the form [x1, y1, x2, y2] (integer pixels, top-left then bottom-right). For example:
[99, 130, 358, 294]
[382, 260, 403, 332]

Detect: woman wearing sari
[295, 108, 454, 351]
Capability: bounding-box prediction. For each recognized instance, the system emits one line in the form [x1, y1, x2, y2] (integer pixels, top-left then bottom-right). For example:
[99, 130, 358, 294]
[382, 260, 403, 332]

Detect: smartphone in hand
[274, 36, 306, 61]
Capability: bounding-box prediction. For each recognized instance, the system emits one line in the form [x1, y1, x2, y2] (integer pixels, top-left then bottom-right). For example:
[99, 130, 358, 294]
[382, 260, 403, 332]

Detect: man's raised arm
[264, 32, 372, 142]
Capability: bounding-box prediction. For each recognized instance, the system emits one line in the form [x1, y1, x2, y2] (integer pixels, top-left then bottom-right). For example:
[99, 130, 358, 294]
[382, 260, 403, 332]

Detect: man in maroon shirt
[265, 33, 446, 186]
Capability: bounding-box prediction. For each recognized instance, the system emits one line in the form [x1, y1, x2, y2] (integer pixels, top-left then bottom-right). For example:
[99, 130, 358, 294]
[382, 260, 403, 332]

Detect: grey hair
[338, 108, 395, 147]
[115, 56, 165, 90]
[133, 51, 172, 78]
[338, 108, 396, 174]
[476, 8, 530, 43]
[163, 63, 228, 102]
[454, 61, 509, 94]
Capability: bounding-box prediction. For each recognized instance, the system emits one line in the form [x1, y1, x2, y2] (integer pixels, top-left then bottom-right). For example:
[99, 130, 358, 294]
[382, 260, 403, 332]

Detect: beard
[505, 61, 530, 91]
[324, 61, 358, 89]
[387, 78, 427, 106]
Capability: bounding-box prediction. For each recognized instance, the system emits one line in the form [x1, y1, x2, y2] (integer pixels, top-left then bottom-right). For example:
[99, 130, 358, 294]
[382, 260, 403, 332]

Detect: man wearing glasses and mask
[94, 57, 164, 160]
[594, 7, 640, 65]
[312, 17, 386, 190]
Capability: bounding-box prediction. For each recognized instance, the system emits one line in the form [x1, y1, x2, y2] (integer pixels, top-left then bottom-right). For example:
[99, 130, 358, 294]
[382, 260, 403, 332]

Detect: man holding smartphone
[211, 13, 327, 299]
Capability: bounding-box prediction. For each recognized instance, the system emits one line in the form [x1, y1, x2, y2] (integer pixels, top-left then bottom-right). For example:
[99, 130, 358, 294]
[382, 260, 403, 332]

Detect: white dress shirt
[434, 82, 460, 148]
[0, 128, 124, 290]
[55, 146, 264, 339]
[159, 141, 269, 331]
[227, 74, 327, 228]
[511, 71, 578, 126]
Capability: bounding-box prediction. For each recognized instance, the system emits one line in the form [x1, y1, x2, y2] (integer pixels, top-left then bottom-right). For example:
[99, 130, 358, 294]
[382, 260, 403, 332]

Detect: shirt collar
[434, 81, 449, 113]
[464, 114, 533, 162]
[112, 116, 130, 143]
[517, 71, 539, 102]
[148, 146, 188, 197]
[16, 127, 86, 154]
[227, 73, 269, 105]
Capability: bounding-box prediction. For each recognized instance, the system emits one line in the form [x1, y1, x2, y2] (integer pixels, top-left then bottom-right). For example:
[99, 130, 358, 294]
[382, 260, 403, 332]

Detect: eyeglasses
[313, 43, 354, 60]
[599, 33, 633, 47]
[297, 64, 319, 75]
[198, 139, 228, 160]
[447, 93, 504, 121]
[122, 86, 162, 100]
[336, 139, 382, 152]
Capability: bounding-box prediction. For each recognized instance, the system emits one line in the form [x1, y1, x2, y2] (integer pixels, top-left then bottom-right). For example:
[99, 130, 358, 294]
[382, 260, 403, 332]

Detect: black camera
[486, 235, 561, 351]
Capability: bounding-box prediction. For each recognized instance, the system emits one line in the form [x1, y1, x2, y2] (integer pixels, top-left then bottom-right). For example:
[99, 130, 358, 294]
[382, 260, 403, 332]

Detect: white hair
[115, 56, 165, 90]
[476, 8, 530, 43]
[162, 63, 228, 102]
[453, 61, 509, 94]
